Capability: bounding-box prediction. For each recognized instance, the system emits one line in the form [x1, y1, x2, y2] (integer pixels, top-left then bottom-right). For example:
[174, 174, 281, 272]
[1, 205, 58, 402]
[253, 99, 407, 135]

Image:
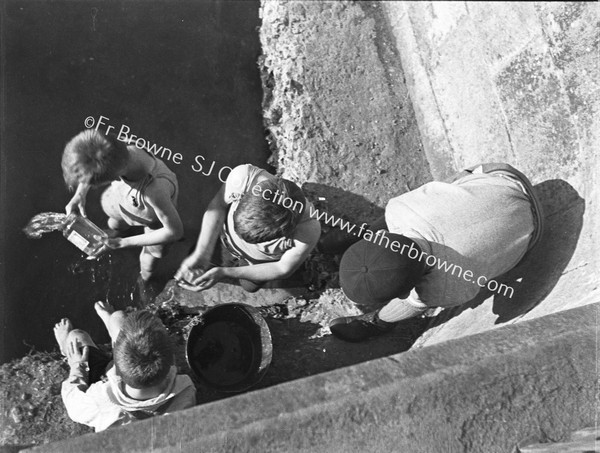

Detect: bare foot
[54, 318, 73, 356]
[94, 301, 115, 325]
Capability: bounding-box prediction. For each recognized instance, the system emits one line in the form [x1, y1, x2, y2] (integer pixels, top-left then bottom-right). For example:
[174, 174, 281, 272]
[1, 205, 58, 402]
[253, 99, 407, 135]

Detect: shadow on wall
[492, 179, 585, 323]
[428, 179, 584, 328]
[302, 182, 386, 225]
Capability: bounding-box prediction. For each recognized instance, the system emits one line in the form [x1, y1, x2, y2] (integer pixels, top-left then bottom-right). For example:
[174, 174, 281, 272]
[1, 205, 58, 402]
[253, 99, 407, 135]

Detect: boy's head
[234, 178, 305, 244]
[62, 130, 129, 189]
[339, 233, 426, 304]
[113, 311, 174, 389]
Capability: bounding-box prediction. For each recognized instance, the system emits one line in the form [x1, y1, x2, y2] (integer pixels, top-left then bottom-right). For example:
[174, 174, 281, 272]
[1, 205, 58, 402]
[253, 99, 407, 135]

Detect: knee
[240, 279, 262, 293]
[107, 217, 128, 231]
[108, 311, 126, 333]
[67, 329, 86, 340]
[66, 329, 92, 345]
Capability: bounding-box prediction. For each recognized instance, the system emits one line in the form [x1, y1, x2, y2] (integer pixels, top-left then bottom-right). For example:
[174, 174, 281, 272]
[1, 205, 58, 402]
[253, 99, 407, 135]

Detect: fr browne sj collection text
[84, 115, 232, 182]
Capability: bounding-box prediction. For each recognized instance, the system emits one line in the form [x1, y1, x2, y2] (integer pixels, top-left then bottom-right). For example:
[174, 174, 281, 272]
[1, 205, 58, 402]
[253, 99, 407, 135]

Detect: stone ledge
[28, 303, 597, 453]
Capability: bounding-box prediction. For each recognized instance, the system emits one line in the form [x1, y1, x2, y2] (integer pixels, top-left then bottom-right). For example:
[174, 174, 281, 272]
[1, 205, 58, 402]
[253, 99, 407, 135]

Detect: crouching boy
[328, 163, 544, 342]
[175, 164, 321, 292]
[54, 302, 196, 431]
[62, 130, 184, 282]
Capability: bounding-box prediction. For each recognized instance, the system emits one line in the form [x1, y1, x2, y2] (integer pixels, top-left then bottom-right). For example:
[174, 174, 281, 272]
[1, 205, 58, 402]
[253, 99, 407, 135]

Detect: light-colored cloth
[385, 171, 534, 307]
[61, 365, 196, 432]
[222, 164, 320, 263]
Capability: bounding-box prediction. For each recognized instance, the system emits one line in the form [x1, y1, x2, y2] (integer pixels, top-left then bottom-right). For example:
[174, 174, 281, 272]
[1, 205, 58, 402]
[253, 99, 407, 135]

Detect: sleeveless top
[117, 150, 179, 229]
[221, 164, 318, 264]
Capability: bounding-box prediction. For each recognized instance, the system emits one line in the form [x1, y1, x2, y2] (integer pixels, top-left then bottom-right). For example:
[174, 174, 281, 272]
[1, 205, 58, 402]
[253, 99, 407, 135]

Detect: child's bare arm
[66, 182, 91, 217]
[228, 239, 312, 280]
[191, 221, 320, 290]
[176, 185, 228, 277]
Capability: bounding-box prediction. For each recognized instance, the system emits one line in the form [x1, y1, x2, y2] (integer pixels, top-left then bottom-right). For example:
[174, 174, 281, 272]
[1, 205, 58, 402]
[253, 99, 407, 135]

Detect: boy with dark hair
[54, 302, 196, 431]
[234, 178, 304, 243]
[175, 164, 321, 292]
[328, 163, 544, 342]
[62, 130, 183, 281]
[112, 311, 175, 389]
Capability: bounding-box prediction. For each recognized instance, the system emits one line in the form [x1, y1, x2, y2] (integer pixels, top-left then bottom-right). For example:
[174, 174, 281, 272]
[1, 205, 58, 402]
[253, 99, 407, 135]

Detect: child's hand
[175, 255, 210, 283]
[188, 267, 225, 291]
[65, 194, 87, 217]
[66, 338, 89, 368]
[177, 267, 224, 291]
[86, 236, 122, 260]
[99, 236, 125, 250]
[175, 266, 204, 288]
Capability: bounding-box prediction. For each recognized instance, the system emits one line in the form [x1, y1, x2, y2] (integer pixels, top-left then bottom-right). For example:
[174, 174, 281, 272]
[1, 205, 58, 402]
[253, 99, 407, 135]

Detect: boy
[54, 302, 196, 431]
[175, 164, 321, 292]
[62, 130, 183, 281]
[328, 163, 544, 342]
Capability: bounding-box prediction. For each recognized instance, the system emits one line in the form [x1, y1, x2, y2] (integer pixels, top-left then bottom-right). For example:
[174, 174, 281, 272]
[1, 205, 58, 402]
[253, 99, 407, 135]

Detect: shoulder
[224, 164, 272, 202]
[174, 374, 196, 395]
[81, 379, 113, 403]
[170, 374, 197, 408]
[226, 164, 272, 184]
[127, 144, 147, 155]
[144, 177, 177, 204]
[226, 164, 253, 185]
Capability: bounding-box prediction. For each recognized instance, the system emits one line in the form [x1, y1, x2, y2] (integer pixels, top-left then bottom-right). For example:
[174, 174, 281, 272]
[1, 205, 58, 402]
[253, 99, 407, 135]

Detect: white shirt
[61, 364, 196, 432]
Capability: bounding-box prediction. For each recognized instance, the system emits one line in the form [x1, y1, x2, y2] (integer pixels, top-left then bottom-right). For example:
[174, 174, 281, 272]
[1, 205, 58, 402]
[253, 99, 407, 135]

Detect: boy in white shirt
[54, 302, 196, 431]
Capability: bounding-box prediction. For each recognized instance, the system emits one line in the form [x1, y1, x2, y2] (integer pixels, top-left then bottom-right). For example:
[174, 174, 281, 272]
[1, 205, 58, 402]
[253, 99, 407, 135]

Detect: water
[2, 1, 270, 363]
[189, 320, 255, 386]
[22, 212, 67, 239]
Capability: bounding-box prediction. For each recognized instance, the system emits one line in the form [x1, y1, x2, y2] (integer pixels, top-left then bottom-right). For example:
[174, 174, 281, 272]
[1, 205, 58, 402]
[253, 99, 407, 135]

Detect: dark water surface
[1, 1, 270, 363]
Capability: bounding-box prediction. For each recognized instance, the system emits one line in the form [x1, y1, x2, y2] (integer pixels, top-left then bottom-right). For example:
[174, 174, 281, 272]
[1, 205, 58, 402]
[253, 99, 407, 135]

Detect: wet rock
[9, 406, 23, 424]
[298, 289, 363, 338]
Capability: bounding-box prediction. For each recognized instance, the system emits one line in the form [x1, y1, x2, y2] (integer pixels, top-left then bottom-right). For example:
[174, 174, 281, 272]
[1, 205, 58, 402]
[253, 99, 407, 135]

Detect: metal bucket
[185, 303, 272, 392]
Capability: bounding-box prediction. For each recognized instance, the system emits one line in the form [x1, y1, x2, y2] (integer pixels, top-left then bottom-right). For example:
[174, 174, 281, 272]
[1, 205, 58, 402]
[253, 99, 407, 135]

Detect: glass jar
[62, 213, 108, 258]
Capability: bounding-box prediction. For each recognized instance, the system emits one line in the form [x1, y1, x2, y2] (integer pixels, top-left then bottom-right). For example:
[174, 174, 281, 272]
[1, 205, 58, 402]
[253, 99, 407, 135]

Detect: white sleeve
[61, 365, 102, 428]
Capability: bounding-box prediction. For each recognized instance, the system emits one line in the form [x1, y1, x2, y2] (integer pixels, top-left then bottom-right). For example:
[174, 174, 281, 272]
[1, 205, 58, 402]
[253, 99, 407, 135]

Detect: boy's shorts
[88, 346, 113, 384]
[211, 238, 265, 292]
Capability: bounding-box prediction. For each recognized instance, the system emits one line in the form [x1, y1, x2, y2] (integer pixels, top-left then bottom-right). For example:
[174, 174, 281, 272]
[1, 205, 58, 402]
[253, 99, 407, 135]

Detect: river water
[1, 1, 270, 363]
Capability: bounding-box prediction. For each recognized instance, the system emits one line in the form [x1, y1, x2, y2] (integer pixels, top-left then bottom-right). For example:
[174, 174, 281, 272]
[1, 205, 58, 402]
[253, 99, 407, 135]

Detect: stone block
[495, 35, 579, 183]
[28, 304, 597, 453]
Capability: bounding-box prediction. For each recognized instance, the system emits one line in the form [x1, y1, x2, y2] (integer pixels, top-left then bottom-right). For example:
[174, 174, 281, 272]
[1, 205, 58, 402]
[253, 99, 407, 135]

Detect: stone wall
[382, 1, 599, 344]
[259, 1, 431, 222]
[29, 304, 598, 453]
[259, 1, 599, 343]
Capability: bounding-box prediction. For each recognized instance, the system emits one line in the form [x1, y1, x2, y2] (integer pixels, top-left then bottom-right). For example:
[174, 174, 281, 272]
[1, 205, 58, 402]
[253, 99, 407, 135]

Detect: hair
[113, 311, 174, 389]
[61, 130, 129, 189]
[233, 178, 306, 244]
